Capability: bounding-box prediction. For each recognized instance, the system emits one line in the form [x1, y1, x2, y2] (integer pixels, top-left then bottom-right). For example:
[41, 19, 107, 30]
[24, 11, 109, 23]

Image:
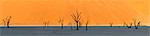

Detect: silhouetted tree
[71, 10, 82, 30]
[58, 17, 64, 29]
[129, 22, 133, 28]
[133, 19, 141, 29]
[123, 18, 141, 29]
[135, 21, 140, 29]
[43, 21, 49, 28]
[123, 22, 132, 28]
[3, 16, 12, 28]
[85, 19, 89, 31]
[109, 23, 113, 27]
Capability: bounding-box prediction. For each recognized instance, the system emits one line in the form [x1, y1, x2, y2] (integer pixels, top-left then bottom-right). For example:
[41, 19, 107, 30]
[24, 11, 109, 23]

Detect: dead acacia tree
[58, 17, 64, 29]
[71, 10, 82, 30]
[3, 16, 12, 28]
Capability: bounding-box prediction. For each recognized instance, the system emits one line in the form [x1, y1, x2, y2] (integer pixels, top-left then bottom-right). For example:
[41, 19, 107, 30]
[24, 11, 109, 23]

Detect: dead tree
[135, 21, 140, 29]
[123, 18, 141, 29]
[109, 23, 113, 27]
[71, 10, 82, 30]
[133, 20, 141, 29]
[129, 22, 133, 28]
[58, 17, 64, 29]
[133, 19, 141, 29]
[85, 19, 89, 31]
[43, 21, 49, 28]
[3, 16, 12, 28]
[123, 22, 132, 28]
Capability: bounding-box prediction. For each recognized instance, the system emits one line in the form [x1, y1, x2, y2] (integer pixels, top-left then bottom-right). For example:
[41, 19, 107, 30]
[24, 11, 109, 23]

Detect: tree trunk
[76, 23, 79, 30]
[7, 22, 9, 28]
[86, 24, 88, 31]
[61, 24, 63, 29]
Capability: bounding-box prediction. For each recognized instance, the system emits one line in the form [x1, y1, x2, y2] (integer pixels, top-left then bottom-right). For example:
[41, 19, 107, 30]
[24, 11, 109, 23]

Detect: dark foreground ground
[0, 28, 149, 36]
[0, 26, 149, 36]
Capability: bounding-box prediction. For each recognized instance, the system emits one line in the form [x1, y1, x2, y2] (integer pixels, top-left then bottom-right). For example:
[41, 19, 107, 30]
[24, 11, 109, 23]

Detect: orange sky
[0, 0, 149, 26]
